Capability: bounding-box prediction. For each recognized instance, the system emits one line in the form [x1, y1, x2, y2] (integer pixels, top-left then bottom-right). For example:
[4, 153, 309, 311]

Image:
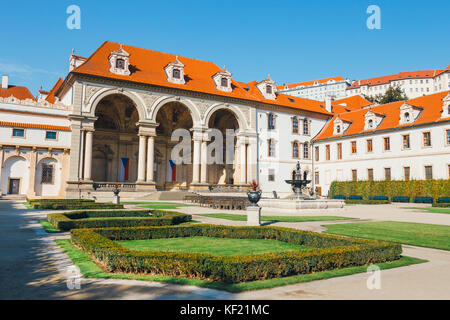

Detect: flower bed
[71, 224, 402, 283]
[48, 209, 192, 231]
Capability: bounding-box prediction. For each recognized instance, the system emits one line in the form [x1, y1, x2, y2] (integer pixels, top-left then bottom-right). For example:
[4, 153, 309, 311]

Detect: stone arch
[86, 88, 147, 121]
[1, 156, 29, 195]
[35, 157, 61, 197]
[203, 103, 248, 131]
[149, 96, 202, 127]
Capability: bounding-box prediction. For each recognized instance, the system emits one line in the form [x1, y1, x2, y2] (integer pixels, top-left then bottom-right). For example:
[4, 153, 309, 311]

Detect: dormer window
[108, 44, 131, 76]
[116, 58, 125, 69]
[404, 112, 410, 122]
[400, 102, 422, 124]
[336, 125, 341, 133]
[368, 119, 373, 128]
[173, 68, 181, 79]
[442, 93, 450, 118]
[213, 67, 232, 92]
[165, 56, 185, 85]
[221, 77, 228, 87]
[256, 75, 276, 100]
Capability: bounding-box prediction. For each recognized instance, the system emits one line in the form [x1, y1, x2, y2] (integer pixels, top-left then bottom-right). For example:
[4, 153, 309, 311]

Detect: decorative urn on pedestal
[113, 184, 121, 204]
[247, 180, 262, 226]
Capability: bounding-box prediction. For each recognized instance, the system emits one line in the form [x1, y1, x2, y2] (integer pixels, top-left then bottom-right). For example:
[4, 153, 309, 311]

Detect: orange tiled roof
[348, 67, 449, 90]
[70, 41, 332, 116]
[332, 95, 372, 111]
[0, 85, 35, 101]
[45, 78, 64, 103]
[276, 76, 345, 90]
[314, 91, 450, 141]
[0, 121, 70, 131]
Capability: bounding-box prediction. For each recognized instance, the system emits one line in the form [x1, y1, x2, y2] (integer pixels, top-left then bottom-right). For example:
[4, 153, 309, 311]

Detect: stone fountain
[285, 162, 311, 200]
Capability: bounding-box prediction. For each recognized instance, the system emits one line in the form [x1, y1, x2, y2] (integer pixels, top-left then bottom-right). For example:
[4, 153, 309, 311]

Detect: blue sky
[0, 0, 449, 95]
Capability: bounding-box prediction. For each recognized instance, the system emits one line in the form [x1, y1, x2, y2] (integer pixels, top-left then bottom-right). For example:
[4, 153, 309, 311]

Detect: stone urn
[247, 180, 261, 207]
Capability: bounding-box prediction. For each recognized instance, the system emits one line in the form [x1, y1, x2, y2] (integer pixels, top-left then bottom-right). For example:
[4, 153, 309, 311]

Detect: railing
[93, 182, 136, 190]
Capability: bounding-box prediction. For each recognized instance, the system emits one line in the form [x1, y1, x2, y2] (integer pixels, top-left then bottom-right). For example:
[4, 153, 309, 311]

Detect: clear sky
[0, 0, 449, 95]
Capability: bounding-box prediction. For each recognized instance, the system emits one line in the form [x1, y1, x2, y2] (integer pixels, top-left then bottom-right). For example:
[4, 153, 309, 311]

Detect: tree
[363, 85, 408, 105]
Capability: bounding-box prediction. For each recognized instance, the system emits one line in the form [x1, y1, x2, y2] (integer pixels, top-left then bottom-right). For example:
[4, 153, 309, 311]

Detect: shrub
[48, 209, 192, 231]
[432, 203, 450, 208]
[30, 199, 123, 210]
[413, 196, 433, 204]
[70, 225, 402, 284]
[329, 179, 450, 203]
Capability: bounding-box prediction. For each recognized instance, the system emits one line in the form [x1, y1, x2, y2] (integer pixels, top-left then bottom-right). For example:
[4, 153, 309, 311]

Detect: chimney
[325, 95, 332, 113]
[1, 75, 8, 89]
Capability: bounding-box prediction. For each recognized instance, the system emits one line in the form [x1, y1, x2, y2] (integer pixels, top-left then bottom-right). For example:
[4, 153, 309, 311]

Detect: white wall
[34, 157, 62, 196]
[1, 156, 29, 195]
[314, 122, 450, 195]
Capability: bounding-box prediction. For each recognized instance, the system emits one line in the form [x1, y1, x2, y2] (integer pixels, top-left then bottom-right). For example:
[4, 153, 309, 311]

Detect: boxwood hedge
[48, 210, 192, 231]
[28, 198, 123, 210]
[70, 224, 402, 283]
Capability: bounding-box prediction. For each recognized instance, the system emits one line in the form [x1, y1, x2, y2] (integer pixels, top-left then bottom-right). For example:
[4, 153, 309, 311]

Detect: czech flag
[120, 158, 130, 181]
[168, 160, 176, 182]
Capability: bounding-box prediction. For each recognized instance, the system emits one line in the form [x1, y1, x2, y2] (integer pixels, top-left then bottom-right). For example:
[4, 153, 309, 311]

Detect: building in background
[347, 65, 450, 99]
[276, 77, 351, 101]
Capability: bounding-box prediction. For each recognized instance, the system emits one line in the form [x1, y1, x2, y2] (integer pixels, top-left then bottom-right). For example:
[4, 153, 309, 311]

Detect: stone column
[191, 130, 202, 185]
[146, 135, 155, 183]
[239, 137, 247, 185]
[137, 135, 147, 182]
[84, 130, 94, 181]
[27, 147, 37, 197]
[200, 139, 208, 184]
[247, 137, 257, 183]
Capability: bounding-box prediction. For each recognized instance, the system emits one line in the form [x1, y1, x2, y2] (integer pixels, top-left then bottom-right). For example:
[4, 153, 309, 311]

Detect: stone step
[137, 191, 194, 201]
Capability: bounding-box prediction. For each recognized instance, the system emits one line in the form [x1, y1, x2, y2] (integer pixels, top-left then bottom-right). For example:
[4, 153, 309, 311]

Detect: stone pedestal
[113, 195, 120, 204]
[247, 205, 261, 226]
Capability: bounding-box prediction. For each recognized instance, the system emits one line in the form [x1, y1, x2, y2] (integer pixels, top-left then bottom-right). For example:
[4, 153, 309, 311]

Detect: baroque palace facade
[0, 41, 449, 198]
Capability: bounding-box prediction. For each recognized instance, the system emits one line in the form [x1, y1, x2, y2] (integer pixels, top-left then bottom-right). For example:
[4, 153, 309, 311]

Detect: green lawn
[197, 213, 354, 223]
[39, 220, 61, 233]
[55, 239, 426, 293]
[118, 236, 311, 256]
[123, 201, 198, 210]
[324, 221, 450, 251]
[407, 207, 450, 215]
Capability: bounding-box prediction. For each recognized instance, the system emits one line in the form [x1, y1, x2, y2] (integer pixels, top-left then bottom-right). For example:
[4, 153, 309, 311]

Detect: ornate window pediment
[364, 110, 384, 130]
[213, 66, 232, 92]
[333, 116, 350, 135]
[165, 56, 185, 85]
[441, 93, 450, 118]
[257, 75, 276, 100]
[399, 102, 422, 125]
[108, 44, 131, 76]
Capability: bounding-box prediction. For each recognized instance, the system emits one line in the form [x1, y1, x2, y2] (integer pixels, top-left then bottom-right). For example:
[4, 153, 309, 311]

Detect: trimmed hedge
[28, 199, 123, 210]
[70, 224, 402, 284]
[329, 179, 450, 203]
[432, 203, 450, 208]
[333, 195, 346, 200]
[48, 210, 192, 231]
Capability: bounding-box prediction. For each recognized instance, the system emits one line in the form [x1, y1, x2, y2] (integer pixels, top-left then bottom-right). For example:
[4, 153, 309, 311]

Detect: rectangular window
[366, 139, 373, 152]
[384, 137, 390, 151]
[268, 169, 275, 182]
[402, 134, 410, 149]
[315, 146, 319, 161]
[315, 172, 319, 185]
[447, 130, 450, 145]
[423, 132, 431, 147]
[425, 166, 433, 180]
[45, 131, 57, 140]
[326, 145, 330, 161]
[41, 164, 54, 184]
[385, 168, 391, 180]
[352, 169, 357, 181]
[292, 118, 298, 134]
[368, 168, 374, 181]
[337, 143, 342, 160]
[267, 139, 275, 157]
[404, 167, 410, 181]
[12, 128, 25, 137]
[351, 141, 357, 154]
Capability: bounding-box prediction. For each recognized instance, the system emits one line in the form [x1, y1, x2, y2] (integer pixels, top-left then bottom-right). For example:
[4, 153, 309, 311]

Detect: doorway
[8, 179, 20, 194]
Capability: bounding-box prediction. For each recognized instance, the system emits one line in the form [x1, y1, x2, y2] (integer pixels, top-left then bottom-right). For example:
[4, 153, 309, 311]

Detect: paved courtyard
[0, 200, 449, 300]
